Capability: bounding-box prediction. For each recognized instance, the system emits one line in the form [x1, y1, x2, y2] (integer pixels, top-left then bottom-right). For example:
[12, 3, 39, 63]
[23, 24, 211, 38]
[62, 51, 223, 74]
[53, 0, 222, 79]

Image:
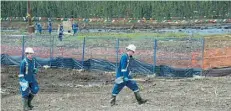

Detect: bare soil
[1, 66, 231, 111]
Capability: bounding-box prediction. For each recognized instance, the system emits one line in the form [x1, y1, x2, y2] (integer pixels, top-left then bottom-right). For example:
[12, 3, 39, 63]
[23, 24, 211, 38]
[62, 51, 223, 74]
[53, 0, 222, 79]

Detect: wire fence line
[1, 35, 205, 73]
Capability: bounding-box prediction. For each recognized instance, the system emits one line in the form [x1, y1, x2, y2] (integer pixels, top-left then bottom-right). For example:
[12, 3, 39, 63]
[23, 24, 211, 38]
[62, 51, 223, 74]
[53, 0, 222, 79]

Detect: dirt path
[1, 66, 231, 111]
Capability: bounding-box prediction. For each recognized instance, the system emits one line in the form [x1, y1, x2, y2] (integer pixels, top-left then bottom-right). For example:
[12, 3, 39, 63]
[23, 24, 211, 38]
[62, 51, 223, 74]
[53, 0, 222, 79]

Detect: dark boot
[110, 95, 116, 106]
[134, 92, 147, 105]
[28, 94, 34, 110]
[23, 98, 30, 111]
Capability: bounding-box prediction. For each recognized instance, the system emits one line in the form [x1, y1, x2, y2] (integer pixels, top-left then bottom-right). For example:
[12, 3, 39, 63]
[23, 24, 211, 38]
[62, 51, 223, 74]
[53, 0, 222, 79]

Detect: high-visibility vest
[24, 58, 35, 75]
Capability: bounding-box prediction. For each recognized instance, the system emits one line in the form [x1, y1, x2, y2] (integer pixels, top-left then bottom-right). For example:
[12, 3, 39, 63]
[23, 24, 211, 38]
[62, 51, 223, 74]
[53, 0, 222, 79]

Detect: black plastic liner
[3, 54, 229, 77]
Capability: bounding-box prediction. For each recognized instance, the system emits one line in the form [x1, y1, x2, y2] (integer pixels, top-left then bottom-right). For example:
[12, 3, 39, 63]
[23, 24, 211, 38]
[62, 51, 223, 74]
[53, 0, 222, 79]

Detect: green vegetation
[1, 1, 231, 19]
[1, 31, 189, 39]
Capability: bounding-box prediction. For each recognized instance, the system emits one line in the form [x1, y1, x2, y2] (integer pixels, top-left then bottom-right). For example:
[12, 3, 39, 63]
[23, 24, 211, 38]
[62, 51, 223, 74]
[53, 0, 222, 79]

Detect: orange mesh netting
[203, 47, 231, 69]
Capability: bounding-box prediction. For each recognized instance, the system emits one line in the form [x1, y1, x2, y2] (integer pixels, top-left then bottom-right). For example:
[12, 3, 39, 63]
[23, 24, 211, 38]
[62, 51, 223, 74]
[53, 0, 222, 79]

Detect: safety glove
[19, 77, 29, 91]
[123, 77, 129, 82]
[33, 68, 38, 74]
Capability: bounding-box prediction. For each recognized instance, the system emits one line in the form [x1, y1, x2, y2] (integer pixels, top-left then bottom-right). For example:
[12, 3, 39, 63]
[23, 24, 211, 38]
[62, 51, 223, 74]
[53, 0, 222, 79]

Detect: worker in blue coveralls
[72, 22, 78, 36]
[110, 44, 147, 106]
[47, 19, 52, 34]
[58, 23, 64, 41]
[19, 47, 39, 111]
[36, 22, 42, 34]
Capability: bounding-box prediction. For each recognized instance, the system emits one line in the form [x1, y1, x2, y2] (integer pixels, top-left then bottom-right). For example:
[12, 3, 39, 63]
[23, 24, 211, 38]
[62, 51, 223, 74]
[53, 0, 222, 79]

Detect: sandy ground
[1, 66, 231, 111]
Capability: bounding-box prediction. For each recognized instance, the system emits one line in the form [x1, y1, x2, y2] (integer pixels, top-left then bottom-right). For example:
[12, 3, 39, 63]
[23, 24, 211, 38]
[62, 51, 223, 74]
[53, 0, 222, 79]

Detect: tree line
[1, 1, 231, 19]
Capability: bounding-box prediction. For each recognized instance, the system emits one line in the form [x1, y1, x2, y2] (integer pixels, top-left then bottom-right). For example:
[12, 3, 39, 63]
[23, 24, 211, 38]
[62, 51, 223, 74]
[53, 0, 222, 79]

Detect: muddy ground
[1, 66, 231, 111]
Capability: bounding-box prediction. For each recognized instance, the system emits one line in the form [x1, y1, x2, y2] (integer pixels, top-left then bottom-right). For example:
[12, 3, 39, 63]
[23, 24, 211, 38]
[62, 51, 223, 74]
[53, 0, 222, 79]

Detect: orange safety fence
[191, 47, 231, 69]
[203, 47, 231, 69]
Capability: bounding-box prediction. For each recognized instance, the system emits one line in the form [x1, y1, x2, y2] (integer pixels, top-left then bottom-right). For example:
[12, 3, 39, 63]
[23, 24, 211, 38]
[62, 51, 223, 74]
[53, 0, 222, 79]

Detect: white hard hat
[126, 44, 136, 52]
[25, 47, 34, 54]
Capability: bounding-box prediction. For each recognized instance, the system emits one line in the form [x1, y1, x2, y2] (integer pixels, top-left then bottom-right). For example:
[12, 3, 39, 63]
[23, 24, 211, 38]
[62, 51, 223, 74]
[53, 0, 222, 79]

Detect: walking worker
[58, 23, 64, 41]
[110, 44, 147, 106]
[19, 47, 39, 111]
[72, 22, 79, 36]
[48, 19, 52, 34]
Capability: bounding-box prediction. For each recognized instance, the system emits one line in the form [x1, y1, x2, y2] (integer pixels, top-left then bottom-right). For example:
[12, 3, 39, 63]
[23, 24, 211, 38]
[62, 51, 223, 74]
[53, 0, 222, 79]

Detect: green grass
[64, 32, 189, 41]
[2, 29, 230, 44]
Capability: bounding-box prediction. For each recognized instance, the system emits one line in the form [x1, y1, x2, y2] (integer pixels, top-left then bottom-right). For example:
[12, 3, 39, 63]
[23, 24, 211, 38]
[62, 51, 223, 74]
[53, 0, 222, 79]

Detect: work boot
[134, 92, 147, 105]
[23, 98, 30, 111]
[110, 95, 116, 106]
[28, 94, 34, 110]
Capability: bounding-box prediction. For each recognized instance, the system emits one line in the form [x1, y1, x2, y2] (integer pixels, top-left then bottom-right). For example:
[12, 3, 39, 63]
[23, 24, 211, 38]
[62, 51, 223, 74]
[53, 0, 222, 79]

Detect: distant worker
[47, 19, 52, 34]
[72, 22, 79, 36]
[58, 23, 64, 41]
[110, 44, 147, 106]
[35, 22, 42, 34]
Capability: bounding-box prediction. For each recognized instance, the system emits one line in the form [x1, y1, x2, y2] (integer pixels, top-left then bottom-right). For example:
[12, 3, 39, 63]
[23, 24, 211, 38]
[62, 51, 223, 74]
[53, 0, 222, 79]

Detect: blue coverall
[48, 22, 52, 34]
[58, 25, 64, 41]
[112, 53, 139, 96]
[19, 57, 39, 98]
[36, 23, 42, 34]
[72, 23, 78, 35]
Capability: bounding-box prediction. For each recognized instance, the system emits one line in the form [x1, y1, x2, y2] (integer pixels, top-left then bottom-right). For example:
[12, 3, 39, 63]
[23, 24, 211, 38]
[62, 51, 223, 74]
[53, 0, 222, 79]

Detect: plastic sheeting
[51, 57, 83, 69]
[129, 58, 154, 74]
[1, 54, 21, 66]
[1, 54, 205, 77]
[158, 65, 201, 77]
[84, 59, 116, 71]
[202, 67, 231, 77]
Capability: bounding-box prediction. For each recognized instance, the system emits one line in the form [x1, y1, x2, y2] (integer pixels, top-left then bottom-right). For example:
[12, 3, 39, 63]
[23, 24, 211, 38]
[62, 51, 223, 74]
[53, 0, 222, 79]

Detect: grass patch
[64, 32, 189, 40]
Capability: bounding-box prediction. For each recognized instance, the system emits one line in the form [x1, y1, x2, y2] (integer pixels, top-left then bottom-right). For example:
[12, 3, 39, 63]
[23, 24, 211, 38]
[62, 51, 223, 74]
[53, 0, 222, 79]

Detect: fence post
[201, 37, 205, 76]
[116, 38, 119, 72]
[52, 36, 55, 58]
[153, 39, 157, 74]
[82, 37, 86, 69]
[50, 35, 52, 66]
[52, 35, 55, 66]
[22, 36, 25, 60]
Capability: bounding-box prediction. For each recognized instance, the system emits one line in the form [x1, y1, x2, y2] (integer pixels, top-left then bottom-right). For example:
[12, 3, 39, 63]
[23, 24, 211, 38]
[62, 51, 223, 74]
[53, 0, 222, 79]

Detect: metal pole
[51, 35, 54, 60]
[61, 46, 64, 67]
[27, 0, 34, 33]
[82, 37, 86, 69]
[50, 35, 52, 66]
[116, 38, 119, 72]
[27, 1, 31, 26]
[22, 36, 25, 60]
[153, 39, 157, 74]
[201, 37, 205, 76]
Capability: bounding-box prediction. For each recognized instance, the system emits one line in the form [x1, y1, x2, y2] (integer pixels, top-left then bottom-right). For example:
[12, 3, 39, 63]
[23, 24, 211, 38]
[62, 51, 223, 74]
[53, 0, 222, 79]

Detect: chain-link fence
[84, 37, 117, 62]
[1, 35, 208, 73]
[1, 35, 23, 57]
[83, 36, 204, 73]
[23, 35, 51, 58]
[156, 37, 204, 68]
[203, 35, 231, 69]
